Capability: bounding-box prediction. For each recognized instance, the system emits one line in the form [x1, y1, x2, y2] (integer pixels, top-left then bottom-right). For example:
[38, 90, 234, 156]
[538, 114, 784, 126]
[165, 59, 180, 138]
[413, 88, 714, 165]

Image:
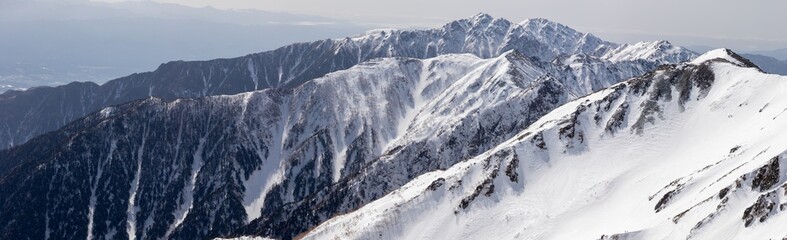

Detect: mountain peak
[462, 12, 496, 27]
[691, 48, 737, 64]
[520, 17, 551, 24]
[655, 39, 671, 44]
[691, 48, 761, 70]
[444, 13, 510, 31]
[653, 40, 674, 48]
[519, 17, 564, 29]
[517, 17, 593, 45]
[470, 12, 494, 22]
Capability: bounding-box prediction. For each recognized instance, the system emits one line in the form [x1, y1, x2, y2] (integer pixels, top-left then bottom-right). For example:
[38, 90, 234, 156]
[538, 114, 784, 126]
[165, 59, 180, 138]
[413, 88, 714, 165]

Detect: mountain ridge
[297, 49, 787, 240]
[0, 45, 688, 239]
[0, 13, 696, 150]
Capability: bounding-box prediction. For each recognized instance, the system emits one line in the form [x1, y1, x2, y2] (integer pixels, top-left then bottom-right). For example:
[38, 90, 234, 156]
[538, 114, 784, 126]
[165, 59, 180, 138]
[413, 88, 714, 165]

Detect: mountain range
[0, 13, 694, 151]
[4, 13, 784, 240]
[748, 48, 787, 61]
[0, 14, 700, 240]
[740, 54, 787, 75]
[0, 0, 366, 92]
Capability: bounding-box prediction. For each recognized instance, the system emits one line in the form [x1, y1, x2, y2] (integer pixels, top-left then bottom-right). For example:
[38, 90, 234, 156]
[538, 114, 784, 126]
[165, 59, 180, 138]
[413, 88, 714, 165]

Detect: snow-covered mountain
[0, 13, 696, 150]
[0, 13, 708, 240]
[298, 49, 787, 240]
[0, 42, 663, 239]
[0, 39, 697, 240]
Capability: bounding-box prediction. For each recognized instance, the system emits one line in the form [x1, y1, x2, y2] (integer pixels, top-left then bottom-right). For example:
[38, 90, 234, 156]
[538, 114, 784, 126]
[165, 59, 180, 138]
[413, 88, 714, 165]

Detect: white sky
[93, 0, 786, 51]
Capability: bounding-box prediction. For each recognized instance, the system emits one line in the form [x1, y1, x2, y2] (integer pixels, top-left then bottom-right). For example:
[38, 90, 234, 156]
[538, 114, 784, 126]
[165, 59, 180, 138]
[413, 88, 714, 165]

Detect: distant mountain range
[741, 54, 787, 75]
[749, 48, 787, 61]
[0, 14, 698, 240]
[0, 0, 367, 92]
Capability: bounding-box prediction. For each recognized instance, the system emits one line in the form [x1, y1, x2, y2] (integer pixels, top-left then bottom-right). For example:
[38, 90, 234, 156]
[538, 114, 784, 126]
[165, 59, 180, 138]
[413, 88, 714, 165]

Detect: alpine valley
[2, 13, 784, 240]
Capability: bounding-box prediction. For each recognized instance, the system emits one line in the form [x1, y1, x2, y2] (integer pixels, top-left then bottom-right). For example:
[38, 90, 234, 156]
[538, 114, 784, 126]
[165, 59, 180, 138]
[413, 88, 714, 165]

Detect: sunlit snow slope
[302, 49, 787, 240]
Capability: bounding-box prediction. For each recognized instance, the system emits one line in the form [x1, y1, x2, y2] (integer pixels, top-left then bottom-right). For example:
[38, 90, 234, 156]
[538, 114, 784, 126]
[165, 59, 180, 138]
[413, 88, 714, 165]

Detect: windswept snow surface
[302, 51, 787, 240]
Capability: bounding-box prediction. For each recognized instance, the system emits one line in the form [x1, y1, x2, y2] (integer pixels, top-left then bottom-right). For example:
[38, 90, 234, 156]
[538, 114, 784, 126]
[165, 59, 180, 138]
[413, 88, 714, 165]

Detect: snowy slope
[301, 49, 787, 240]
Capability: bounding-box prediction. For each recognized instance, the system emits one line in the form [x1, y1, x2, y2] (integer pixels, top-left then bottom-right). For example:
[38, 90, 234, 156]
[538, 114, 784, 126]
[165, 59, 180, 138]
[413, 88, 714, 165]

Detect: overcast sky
[93, 0, 787, 52]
